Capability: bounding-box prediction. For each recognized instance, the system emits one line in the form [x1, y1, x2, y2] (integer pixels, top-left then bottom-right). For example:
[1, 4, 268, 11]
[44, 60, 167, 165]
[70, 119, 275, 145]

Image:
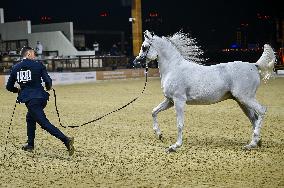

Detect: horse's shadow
[190, 136, 246, 147]
[183, 135, 283, 150]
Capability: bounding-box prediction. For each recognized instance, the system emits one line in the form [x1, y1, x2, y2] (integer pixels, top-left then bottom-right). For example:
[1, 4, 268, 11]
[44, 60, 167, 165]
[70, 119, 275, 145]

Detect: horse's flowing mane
[166, 31, 205, 63]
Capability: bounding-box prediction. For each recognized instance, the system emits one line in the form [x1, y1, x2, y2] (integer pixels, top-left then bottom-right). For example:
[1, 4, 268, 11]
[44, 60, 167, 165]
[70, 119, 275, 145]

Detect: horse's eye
[142, 45, 148, 52]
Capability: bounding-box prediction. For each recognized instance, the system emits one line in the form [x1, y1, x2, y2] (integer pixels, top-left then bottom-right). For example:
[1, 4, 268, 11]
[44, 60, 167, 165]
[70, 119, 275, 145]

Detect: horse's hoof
[243, 144, 257, 150]
[165, 147, 176, 153]
[243, 145, 251, 150]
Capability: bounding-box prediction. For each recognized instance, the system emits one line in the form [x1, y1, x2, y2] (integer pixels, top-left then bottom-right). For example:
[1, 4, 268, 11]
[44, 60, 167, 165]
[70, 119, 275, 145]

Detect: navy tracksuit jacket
[6, 59, 68, 146]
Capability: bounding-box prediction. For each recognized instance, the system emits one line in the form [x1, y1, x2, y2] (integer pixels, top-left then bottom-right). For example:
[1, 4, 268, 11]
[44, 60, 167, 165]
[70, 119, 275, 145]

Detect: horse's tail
[255, 44, 276, 82]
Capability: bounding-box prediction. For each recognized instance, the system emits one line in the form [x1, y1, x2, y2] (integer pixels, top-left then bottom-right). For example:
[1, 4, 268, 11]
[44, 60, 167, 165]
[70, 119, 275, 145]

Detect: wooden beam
[131, 0, 142, 56]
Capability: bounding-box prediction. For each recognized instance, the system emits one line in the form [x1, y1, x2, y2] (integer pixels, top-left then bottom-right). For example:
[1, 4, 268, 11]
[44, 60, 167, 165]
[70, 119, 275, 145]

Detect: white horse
[134, 30, 275, 152]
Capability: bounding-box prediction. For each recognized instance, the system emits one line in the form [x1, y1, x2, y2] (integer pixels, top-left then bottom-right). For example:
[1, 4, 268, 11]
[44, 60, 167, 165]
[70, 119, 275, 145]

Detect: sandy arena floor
[0, 77, 283, 187]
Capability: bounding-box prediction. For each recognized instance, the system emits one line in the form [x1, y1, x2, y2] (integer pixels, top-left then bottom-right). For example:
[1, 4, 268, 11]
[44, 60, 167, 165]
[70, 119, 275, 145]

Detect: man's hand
[45, 83, 52, 91]
[46, 87, 52, 91]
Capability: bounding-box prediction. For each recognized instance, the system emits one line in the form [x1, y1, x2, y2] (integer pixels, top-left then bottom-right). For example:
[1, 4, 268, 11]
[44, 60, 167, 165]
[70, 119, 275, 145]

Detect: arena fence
[0, 55, 140, 73]
[44, 55, 132, 72]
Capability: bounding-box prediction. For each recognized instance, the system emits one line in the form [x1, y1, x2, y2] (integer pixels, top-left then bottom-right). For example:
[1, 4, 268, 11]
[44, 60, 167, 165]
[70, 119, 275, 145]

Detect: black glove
[45, 83, 52, 91]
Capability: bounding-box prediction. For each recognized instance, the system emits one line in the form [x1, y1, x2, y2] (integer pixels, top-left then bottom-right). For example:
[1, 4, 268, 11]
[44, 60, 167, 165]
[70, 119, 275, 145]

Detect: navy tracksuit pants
[25, 98, 68, 146]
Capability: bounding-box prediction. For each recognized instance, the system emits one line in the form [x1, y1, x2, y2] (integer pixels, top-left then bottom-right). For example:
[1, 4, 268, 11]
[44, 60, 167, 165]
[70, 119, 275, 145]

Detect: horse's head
[133, 30, 158, 67]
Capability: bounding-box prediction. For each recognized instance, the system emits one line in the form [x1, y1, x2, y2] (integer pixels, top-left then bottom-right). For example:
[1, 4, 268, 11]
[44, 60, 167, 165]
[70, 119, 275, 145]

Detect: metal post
[52, 59, 55, 72]
[79, 56, 82, 69]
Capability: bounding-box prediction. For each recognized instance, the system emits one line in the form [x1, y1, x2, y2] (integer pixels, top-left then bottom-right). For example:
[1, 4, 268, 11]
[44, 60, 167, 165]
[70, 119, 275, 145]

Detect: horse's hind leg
[236, 98, 266, 149]
[152, 98, 173, 140]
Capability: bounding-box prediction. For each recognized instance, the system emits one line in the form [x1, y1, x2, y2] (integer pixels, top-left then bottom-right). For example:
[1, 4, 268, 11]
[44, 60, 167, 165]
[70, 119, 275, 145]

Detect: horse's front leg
[152, 98, 173, 140]
[167, 99, 185, 153]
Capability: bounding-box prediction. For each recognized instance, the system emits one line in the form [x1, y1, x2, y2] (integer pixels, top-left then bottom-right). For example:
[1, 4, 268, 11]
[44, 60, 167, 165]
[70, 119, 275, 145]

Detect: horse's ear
[144, 30, 152, 39]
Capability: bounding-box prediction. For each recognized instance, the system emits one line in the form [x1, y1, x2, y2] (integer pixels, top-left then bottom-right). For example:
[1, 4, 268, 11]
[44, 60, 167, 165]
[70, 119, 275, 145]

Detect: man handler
[6, 46, 74, 156]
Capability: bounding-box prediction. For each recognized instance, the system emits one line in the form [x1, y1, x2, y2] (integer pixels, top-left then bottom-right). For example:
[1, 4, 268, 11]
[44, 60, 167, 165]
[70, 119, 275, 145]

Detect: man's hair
[20, 46, 34, 57]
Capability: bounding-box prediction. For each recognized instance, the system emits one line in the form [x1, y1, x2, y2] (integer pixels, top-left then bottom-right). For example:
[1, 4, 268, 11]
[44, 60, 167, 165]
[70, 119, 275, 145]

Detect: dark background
[1, 0, 283, 57]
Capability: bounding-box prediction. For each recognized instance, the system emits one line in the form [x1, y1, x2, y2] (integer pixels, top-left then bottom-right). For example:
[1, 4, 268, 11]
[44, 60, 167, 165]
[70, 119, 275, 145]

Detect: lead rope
[54, 36, 153, 129]
[1, 101, 17, 166]
[53, 66, 148, 129]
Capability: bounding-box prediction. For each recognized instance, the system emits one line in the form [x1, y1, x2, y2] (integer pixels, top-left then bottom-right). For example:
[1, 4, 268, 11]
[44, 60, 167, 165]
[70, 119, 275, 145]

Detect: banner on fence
[1, 69, 160, 86]
[0, 75, 5, 87]
[148, 68, 160, 77]
[48, 71, 97, 85]
[96, 68, 159, 80]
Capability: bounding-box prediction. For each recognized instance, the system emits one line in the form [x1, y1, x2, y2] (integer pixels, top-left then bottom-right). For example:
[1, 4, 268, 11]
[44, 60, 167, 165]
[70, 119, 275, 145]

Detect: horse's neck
[155, 38, 186, 77]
